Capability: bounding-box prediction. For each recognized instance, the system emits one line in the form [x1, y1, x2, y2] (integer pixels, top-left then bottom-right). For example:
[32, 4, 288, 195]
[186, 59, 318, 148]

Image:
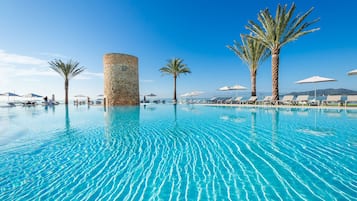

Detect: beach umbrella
[295, 75, 336, 100]
[143, 93, 157, 103]
[229, 84, 247, 98]
[181, 92, 191, 97]
[181, 91, 204, 97]
[23, 93, 42, 98]
[347, 69, 357, 76]
[22, 93, 43, 103]
[146, 93, 156, 97]
[0, 92, 20, 102]
[218, 86, 231, 98]
[1, 92, 20, 97]
[181, 91, 204, 103]
[230, 84, 247, 90]
[219, 85, 246, 97]
[218, 86, 231, 91]
[74, 94, 87, 98]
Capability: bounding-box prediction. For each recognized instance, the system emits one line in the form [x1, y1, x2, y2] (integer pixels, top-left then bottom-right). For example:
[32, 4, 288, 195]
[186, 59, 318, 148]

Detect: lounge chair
[345, 95, 357, 107]
[232, 96, 243, 104]
[294, 95, 309, 105]
[208, 97, 217, 104]
[225, 97, 243, 104]
[321, 95, 342, 106]
[217, 97, 231, 104]
[223, 97, 234, 104]
[257, 96, 273, 105]
[278, 95, 294, 105]
[244, 96, 258, 104]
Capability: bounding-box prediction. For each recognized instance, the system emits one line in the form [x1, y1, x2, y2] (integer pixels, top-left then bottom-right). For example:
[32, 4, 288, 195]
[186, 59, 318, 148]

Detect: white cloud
[0, 50, 103, 98]
[0, 66, 57, 77]
[0, 50, 102, 80]
[0, 65, 103, 80]
[0, 49, 48, 66]
[0, 50, 107, 101]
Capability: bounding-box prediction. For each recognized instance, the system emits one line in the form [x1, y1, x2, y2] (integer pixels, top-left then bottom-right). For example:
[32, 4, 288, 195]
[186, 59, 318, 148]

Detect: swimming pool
[0, 105, 356, 200]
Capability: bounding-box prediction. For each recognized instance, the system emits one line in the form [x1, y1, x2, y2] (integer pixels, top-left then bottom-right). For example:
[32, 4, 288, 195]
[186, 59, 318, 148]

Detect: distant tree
[160, 58, 191, 104]
[227, 34, 270, 96]
[49, 59, 85, 104]
[246, 3, 319, 101]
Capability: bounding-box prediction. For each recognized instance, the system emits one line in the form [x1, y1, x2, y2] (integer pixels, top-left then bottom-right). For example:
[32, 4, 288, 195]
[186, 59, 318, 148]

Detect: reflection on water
[219, 114, 245, 123]
[346, 109, 357, 118]
[323, 109, 342, 117]
[104, 106, 140, 148]
[250, 110, 257, 141]
[296, 128, 334, 136]
[65, 105, 70, 132]
[271, 108, 279, 149]
[44, 105, 56, 114]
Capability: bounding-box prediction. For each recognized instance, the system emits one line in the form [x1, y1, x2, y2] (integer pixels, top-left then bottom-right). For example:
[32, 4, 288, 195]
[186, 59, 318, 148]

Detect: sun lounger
[211, 97, 229, 104]
[244, 96, 257, 104]
[278, 95, 294, 105]
[257, 96, 273, 105]
[345, 95, 357, 107]
[294, 95, 309, 105]
[217, 97, 231, 104]
[232, 96, 243, 104]
[321, 95, 342, 106]
[208, 97, 217, 104]
[223, 97, 234, 104]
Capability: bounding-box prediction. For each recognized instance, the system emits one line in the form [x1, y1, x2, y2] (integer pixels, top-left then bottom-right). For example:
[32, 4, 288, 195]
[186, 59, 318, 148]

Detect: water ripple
[0, 105, 356, 200]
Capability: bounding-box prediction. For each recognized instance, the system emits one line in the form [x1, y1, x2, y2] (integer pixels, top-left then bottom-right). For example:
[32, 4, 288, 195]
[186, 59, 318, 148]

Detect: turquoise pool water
[0, 105, 356, 200]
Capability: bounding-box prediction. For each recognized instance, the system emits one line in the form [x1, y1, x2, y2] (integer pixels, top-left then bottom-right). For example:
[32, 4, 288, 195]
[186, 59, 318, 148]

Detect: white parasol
[296, 76, 336, 100]
[181, 91, 204, 97]
[218, 86, 231, 91]
[347, 69, 357, 76]
[0, 92, 21, 102]
[23, 93, 42, 98]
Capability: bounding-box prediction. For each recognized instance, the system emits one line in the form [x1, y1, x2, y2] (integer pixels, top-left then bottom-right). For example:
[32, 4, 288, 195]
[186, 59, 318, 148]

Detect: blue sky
[0, 0, 356, 100]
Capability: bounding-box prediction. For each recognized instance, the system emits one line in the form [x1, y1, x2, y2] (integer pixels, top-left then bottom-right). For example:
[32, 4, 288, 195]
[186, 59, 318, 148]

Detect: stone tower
[103, 53, 139, 106]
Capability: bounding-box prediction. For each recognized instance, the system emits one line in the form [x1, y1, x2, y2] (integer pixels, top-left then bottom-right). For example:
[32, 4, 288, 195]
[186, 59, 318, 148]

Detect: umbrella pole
[314, 85, 317, 101]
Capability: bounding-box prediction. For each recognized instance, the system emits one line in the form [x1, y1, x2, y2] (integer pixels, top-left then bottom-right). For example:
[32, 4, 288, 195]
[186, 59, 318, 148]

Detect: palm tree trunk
[251, 70, 257, 96]
[271, 48, 280, 102]
[173, 76, 177, 104]
[65, 79, 69, 104]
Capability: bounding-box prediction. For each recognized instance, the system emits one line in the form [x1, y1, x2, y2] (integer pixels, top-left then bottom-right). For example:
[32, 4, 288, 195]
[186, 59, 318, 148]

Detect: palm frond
[49, 59, 85, 80]
[227, 35, 269, 73]
[159, 58, 191, 77]
[246, 3, 318, 50]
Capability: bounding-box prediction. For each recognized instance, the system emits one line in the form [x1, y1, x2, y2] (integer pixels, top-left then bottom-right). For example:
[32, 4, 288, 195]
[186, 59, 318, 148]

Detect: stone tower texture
[103, 53, 139, 106]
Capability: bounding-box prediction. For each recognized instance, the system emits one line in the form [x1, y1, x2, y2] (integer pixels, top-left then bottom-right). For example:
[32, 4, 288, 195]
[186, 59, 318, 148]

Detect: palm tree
[49, 59, 85, 104]
[160, 58, 191, 104]
[246, 3, 319, 101]
[227, 34, 270, 96]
